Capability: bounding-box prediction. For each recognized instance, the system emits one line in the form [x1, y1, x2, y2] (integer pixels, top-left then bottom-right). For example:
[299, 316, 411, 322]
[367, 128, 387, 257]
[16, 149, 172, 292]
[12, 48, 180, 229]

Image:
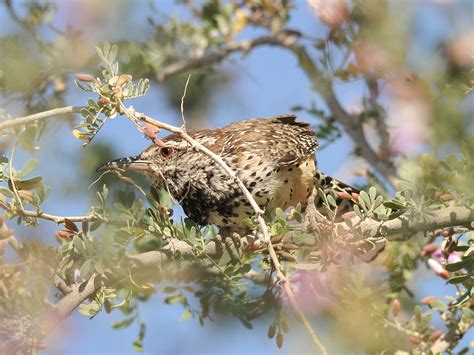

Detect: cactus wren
[97, 115, 358, 233]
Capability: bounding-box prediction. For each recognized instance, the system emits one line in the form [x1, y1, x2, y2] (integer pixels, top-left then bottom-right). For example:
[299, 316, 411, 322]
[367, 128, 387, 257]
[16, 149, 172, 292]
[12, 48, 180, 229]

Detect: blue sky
[1, 0, 472, 353]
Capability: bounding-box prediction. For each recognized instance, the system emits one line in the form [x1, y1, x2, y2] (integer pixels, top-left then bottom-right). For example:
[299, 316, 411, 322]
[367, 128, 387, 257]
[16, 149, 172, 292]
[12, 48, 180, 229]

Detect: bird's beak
[96, 156, 153, 172]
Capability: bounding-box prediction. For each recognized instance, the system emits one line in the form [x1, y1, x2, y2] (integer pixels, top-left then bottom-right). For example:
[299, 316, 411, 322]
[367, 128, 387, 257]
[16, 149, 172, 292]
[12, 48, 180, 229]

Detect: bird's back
[163, 115, 320, 232]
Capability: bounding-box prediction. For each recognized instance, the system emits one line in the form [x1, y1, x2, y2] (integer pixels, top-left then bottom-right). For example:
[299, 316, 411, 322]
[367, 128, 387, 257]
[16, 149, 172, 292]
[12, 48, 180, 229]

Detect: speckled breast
[205, 156, 316, 233]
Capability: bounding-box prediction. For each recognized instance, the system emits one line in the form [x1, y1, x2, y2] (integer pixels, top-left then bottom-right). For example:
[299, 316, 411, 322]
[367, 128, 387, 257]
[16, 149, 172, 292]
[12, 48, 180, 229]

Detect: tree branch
[0, 106, 81, 132]
[349, 205, 473, 241]
[18, 209, 97, 224]
[155, 36, 285, 83]
[33, 237, 268, 346]
[155, 32, 399, 186]
[32, 204, 473, 351]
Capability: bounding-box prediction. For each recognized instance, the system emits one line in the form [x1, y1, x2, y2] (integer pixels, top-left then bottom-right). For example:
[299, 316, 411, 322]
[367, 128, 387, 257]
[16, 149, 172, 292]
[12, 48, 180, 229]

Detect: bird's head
[96, 137, 194, 196]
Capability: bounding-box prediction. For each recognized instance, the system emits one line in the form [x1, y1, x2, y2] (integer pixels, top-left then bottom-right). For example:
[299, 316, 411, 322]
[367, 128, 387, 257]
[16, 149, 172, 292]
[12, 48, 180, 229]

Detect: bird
[97, 115, 359, 234]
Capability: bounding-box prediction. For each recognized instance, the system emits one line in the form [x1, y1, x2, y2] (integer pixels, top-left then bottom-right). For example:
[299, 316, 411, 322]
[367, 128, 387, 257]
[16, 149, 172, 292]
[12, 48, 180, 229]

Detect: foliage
[0, 1, 473, 354]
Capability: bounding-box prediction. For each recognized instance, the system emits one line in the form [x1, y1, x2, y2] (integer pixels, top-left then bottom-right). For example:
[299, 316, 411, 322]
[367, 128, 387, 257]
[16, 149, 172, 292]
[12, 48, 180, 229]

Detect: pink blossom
[431, 248, 462, 264]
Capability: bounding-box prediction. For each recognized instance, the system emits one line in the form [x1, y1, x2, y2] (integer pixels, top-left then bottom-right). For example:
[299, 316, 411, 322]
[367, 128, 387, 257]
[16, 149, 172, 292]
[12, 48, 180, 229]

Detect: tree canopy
[0, 1, 473, 353]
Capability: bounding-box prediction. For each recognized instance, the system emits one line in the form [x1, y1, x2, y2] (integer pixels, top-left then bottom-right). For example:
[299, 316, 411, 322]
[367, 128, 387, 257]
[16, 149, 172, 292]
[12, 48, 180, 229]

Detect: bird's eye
[160, 147, 173, 158]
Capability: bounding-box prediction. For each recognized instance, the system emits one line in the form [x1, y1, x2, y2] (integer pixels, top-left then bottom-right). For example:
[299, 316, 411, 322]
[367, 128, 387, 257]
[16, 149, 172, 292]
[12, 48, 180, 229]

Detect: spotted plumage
[97, 115, 358, 233]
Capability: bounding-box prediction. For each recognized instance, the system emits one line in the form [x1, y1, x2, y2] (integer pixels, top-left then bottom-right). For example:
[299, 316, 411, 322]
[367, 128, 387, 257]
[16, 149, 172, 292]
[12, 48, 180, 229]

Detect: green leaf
[327, 194, 337, 208]
[95, 259, 104, 275]
[383, 200, 406, 210]
[180, 309, 192, 321]
[444, 260, 467, 272]
[447, 274, 470, 284]
[292, 210, 302, 223]
[360, 191, 371, 210]
[373, 195, 384, 210]
[19, 158, 38, 177]
[397, 181, 412, 190]
[73, 235, 86, 254]
[163, 286, 177, 293]
[238, 264, 252, 274]
[108, 44, 118, 63]
[12, 176, 43, 190]
[112, 316, 136, 329]
[218, 249, 231, 266]
[353, 204, 364, 219]
[164, 294, 186, 305]
[275, 208, 285, 219]
[80, 259, 93, 278]
[132, 322, 145, 353]
[239, 317, 253, 329]
[369, 186, 377, 202]
[439, 160, 452, 172]
[452, 289, 473, 306]
[454, 245, 469, 252]
[78, 301, 100, 318]
[0, 186, 14, 198]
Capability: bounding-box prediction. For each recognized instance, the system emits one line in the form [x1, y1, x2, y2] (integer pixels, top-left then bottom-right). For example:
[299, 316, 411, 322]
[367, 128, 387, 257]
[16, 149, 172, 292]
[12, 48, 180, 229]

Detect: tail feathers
[313, 171, 386, 262]
[314, 172, 360, 218]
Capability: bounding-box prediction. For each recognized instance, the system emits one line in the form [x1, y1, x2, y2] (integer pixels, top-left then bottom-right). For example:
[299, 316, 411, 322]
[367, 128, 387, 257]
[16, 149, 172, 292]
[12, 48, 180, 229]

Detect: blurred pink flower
[386, 73, 432, 155]
[354, 41, 392, 77]
[308, 0, 349, 29]
[427, 258, 449, 279]
[288, 270, 332, 313]
[446, 31, 474, 66]
[431, 248, 462, 265]
[427, 247, 461, 280]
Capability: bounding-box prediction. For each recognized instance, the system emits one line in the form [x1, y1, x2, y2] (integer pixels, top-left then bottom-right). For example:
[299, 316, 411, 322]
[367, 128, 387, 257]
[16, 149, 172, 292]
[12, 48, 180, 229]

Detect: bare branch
[156, 37, 284, 82]
[36, 274, 99, 341]
[1, 205, 97, 224]
[352, 205, 473, 241]
[0, 106, 81, 131]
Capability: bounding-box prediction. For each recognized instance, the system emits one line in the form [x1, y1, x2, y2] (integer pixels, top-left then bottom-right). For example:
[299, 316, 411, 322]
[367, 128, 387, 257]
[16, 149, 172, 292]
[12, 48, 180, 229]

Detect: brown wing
[160, 115, 319, 166]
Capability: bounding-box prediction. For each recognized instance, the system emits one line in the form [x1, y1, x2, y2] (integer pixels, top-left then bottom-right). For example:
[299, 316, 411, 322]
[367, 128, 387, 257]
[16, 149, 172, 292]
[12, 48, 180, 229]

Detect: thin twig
[180, 74, 191, 129]
[13, 209, 97, 224]
[8, 141, 25, 213]
[0, 106, 82, 131]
